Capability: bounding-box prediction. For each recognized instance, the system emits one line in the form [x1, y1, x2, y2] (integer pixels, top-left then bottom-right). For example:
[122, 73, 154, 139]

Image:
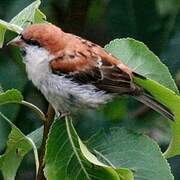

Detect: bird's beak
[7, 36, 26, 48]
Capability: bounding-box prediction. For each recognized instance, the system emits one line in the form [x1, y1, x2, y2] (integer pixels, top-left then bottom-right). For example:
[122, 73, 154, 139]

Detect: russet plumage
[9, 23, 174, 120]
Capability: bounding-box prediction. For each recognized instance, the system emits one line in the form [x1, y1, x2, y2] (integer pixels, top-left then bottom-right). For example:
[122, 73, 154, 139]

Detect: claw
[59, 111, 71, 119]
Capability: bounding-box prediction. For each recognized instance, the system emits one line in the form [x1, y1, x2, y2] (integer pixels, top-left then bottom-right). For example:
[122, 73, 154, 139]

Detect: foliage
[0, 113, 39, 180]
[0, 0, 180, 180]
[105, 39, 180, 158]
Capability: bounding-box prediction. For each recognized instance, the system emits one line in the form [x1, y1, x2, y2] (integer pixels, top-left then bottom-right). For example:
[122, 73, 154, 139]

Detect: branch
[37, 104, 55, 180]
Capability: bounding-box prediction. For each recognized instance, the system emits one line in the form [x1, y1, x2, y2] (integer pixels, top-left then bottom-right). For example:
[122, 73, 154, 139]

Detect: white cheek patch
[25, 45, 54, 65]
[24, 45, 54, 83]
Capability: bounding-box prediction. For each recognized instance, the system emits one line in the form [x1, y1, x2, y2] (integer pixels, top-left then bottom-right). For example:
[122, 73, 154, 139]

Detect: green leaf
[44, 118, 133, 180]
[105, 38, 180, 158]
[0, 26, 6, 48]
[78, 137, 133, 180]
[0, 89, 43, 178]
[0, 19, 23, 33]
[134, 77, 180, 158]
[0, 113, 39, 180]
[105, 38, 178, 93]
[0, 89, 23, 105]
[27, 126, 43, 169]
[88, 127, 173, 180]
[0, 20, 22, 47]
[0, 0, 46, 47]
[27, 126, 43, 149]
[34, 9, 47, 23]
[0, 88, 45, 124]
[10, 0, 42, 28]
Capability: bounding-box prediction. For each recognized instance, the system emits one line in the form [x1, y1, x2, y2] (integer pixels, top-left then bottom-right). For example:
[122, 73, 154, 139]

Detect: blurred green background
[0, 0, 180, 179]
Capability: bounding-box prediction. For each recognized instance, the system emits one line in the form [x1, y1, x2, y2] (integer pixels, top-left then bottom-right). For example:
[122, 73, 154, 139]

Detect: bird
[9, 23, 174, 120]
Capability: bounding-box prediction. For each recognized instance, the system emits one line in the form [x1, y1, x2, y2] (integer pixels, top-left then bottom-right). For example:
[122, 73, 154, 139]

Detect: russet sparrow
[9, 23, 174, 120]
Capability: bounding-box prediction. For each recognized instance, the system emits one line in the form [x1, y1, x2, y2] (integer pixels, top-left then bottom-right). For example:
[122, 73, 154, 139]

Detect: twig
[37, 104, 55, 180]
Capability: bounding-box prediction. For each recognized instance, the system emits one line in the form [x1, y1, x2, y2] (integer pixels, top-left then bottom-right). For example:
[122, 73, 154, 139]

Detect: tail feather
[134, 93, 174, 121]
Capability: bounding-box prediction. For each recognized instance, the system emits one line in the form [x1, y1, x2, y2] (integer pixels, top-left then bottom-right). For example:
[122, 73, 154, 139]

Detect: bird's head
[8, 23, 65, 55]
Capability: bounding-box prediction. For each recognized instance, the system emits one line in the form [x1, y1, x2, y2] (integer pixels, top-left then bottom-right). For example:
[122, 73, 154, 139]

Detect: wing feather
[49, 34, 174, 120]
[50, 40, 141, 95]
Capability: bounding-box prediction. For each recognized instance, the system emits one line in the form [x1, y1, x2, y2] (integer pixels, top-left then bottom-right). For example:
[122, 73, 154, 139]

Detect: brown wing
[50, 36, 142, 95]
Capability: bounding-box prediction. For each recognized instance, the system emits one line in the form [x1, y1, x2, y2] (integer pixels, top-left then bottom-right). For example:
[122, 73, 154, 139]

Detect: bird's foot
[59, 111, 71, 119]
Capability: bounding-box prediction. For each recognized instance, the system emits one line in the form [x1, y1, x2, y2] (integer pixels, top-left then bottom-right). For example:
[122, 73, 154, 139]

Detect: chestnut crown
[21, 23, 65, 54]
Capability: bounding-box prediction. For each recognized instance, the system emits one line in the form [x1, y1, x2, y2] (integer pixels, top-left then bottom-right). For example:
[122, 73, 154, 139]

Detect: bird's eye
[21, 35, 41, 47]
[26, 39, 41, 47]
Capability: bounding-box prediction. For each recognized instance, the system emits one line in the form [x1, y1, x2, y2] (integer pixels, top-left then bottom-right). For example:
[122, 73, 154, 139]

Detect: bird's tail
[134, 93, 174, 121]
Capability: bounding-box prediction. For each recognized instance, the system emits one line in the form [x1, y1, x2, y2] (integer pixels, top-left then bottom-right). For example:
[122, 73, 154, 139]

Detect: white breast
[24, 45, 54, 84]
[24, 45, 112, 113]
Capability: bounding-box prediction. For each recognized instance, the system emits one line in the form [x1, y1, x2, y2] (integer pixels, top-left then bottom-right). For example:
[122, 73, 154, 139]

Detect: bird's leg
[59, 111, 71, 119]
